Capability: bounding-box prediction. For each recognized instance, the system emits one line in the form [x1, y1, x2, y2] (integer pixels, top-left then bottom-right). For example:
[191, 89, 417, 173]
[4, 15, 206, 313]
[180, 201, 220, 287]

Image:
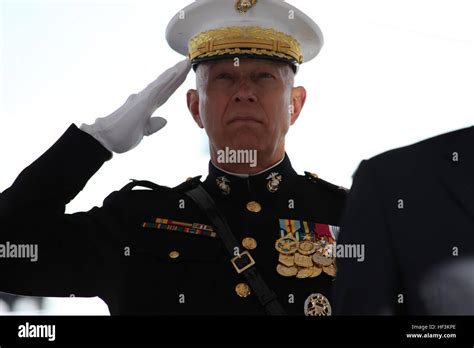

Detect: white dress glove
[80, 59, 191, 153]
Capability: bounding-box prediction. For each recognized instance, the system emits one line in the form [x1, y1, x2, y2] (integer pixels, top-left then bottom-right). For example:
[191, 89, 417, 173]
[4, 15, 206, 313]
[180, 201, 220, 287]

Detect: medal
[275, 233, 298, 255]
[278, 253, 295, 267]
[304, 293, 332, 316]
[314, 236, 335, 252]
[275, 219, 340, 279]
[309, 266, 322, 278]
[298, 238, 317, 255]
[312, 237, 335, 266]
[294, 252, 313, 268]
[312, 252, 334, 267]
[323, 263, 337, 277]
[296, 267, 313, 279]
[276, 264, 298, 277]
[297, 224, 316, 256]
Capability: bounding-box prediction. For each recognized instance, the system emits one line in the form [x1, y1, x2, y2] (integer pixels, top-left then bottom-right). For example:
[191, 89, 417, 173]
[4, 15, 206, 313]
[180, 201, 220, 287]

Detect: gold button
[242, 237, 257, 250]
[246, 201, 262, 213]
[235, 283, 251, 298]
[169, 250, 180, 259]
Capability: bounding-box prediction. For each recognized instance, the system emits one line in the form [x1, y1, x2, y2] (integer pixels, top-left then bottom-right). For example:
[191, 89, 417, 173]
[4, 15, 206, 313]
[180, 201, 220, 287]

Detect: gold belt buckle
[231, 250, 256, 274]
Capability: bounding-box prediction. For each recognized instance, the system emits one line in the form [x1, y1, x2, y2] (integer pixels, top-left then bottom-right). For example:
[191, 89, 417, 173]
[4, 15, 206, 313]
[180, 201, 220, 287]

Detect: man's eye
[257, 72, 274, 79]
[216, 73, 233, 80]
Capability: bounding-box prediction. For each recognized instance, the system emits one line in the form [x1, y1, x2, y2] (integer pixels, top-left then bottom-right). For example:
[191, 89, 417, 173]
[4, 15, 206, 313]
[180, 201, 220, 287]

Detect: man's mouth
[228, 115, 263, 124]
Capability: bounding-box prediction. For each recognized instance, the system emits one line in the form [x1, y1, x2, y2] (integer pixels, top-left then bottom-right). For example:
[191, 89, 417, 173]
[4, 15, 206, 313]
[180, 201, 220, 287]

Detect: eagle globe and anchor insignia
[235, 0, 258, 14]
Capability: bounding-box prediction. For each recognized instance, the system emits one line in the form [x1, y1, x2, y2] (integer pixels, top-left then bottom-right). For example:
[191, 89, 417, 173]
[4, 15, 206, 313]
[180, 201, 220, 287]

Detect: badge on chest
[275, 219, 339, 279]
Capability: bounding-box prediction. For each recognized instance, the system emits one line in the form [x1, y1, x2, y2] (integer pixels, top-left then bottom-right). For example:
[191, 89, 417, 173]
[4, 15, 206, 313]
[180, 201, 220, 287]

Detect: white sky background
[0, 0, 473, 314]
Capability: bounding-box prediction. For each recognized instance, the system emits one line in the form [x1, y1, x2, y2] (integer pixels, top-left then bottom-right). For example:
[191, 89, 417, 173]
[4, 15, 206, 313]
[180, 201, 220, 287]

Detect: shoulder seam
[303, 171, 349, 195]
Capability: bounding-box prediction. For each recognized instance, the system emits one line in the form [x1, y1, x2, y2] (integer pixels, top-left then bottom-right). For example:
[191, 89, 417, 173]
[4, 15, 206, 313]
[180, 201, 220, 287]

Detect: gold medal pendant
[278, 253, 295, 267]
[323, 263, 337, 277]
[312, 237, 336, 266]
[296, 267, 313, 279]
[294, 252, 313, 268]
[309, 266, 322, 278]
[275, 233, 298, 255]
[312, 252, 334, 267]
[298, 239, 317, 255]
[314, 236, 335, 251]
[276, 264, 298, 277]
[275, 230, 299, 278]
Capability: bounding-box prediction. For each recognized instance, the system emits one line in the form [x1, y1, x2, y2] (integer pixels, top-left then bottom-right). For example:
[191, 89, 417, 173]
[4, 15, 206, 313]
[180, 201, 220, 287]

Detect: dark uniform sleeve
[0, 124, 123, 299]
[332, 160, 402, 315]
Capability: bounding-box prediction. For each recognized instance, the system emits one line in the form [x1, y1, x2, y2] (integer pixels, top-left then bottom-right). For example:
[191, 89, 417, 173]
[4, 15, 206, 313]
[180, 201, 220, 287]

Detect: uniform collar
[211, 155, 286, 178]
[203, 153, 298, 198]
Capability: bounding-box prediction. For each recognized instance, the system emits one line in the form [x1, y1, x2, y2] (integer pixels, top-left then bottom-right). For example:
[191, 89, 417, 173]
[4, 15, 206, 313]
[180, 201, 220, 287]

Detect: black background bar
[0, 316, 473, 345]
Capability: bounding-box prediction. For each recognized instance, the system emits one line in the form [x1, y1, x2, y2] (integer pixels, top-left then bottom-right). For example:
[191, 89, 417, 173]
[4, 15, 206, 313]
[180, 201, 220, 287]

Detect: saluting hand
[80, 59, 191, 153]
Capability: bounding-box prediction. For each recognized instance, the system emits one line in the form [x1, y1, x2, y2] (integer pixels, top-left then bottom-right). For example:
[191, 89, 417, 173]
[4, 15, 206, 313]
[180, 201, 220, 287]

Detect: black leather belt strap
[184, 184, 287, 315]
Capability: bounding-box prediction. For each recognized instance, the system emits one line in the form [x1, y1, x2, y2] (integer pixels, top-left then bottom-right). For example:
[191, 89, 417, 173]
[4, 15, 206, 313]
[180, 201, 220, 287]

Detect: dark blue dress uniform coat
[333, 126, 474, 315]
[0, 124, 346, 315]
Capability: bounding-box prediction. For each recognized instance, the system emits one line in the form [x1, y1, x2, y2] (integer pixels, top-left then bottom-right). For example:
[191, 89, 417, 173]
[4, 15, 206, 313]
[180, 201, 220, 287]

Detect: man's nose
[232, 79, 257, 103]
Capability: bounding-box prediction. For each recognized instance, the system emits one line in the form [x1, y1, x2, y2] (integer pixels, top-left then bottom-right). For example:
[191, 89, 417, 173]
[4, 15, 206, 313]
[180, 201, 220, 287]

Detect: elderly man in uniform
[0, 0, 346, 315]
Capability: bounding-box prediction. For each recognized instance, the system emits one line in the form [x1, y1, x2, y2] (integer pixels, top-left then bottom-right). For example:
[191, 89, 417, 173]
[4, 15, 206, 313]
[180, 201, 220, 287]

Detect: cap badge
[235, 0, 258, 14]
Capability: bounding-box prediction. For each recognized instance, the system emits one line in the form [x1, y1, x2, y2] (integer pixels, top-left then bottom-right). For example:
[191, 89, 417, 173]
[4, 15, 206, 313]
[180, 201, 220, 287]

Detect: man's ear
[289, 86, 307, 125]
[186, 89, 204, 128]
